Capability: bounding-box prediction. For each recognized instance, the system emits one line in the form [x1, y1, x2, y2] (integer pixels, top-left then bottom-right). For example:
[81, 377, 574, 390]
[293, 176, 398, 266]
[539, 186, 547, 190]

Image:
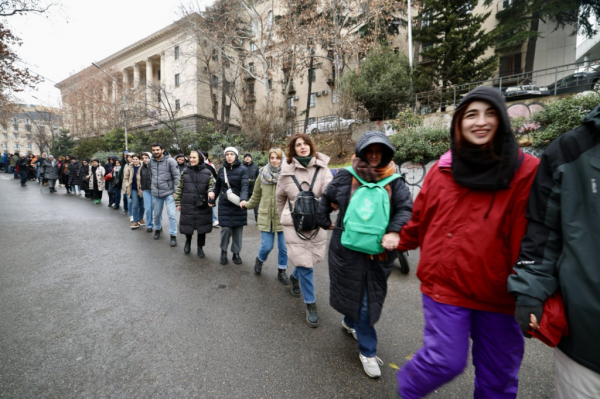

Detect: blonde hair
[268, 147, 283, 160]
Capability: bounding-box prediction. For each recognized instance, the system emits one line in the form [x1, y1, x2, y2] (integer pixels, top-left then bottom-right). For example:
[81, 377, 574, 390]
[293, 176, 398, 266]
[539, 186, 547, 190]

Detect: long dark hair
[286, 133, 316, 164]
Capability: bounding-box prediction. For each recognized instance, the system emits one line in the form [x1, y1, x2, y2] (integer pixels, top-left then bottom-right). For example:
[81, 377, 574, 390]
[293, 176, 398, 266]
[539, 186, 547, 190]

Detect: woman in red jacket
[395, 86, 540, 399]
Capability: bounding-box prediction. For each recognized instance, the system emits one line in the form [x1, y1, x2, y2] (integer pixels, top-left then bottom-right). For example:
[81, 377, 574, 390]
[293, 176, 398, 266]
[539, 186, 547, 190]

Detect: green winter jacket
[244, 176, 282, 233]
[508, 105, 600, 374]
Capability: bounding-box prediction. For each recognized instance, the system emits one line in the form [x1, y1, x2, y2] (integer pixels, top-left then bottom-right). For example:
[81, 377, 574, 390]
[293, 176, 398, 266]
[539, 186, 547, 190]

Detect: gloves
[515, 305, 543, 338]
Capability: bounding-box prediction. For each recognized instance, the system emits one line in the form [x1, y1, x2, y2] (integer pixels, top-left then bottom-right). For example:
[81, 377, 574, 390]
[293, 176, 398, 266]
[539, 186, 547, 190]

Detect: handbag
[223, 167, 241, 205]
[104, 172, 113, 182]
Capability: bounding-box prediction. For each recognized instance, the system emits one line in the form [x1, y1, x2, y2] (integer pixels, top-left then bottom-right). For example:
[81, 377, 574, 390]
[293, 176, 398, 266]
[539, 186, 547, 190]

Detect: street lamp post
[92, 62, 129, 151]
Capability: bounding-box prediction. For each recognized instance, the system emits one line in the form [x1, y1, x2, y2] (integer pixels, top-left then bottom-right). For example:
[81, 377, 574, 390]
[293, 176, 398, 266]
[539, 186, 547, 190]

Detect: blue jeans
[113, 188, 122, 208]
[130, 192, 144, 222]
[258, 231, 288, 269]
[142, 190, 153, 228]
[292, 266, 315, 304]
[122, 193, 128, 211]
[344, 287, 377, 357]
[152, 195, 177, 236]
[212, 207, 218, 222]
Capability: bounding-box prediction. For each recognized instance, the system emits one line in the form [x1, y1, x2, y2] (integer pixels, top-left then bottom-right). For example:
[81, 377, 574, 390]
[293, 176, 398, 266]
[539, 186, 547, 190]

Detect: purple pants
[397, 294, 524, 399]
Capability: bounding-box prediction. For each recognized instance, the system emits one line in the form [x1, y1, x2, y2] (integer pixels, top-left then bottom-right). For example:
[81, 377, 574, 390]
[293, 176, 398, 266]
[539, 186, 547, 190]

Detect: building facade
[1, 104, 62, 155]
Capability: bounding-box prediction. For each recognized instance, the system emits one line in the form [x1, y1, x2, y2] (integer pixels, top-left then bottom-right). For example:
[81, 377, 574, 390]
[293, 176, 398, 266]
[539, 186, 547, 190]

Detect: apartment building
[1, 104, 62, 155]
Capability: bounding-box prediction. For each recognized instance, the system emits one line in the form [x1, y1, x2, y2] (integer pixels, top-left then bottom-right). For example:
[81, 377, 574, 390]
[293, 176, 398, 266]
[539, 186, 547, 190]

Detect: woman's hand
[328, 222, 335, 230]
[177, 206, 181, 212]
[331, 203, 339, 211]
[529, 314, 540, 331]
[239, 200, 247, 209]
[381, 232, 400, 251]
[208, 192, 215, 200]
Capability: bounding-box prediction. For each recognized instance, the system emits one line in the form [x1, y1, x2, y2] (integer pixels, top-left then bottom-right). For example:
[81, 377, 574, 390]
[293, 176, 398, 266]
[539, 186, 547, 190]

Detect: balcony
[243, 72, 255, 81]
[287, 106, 297, 117]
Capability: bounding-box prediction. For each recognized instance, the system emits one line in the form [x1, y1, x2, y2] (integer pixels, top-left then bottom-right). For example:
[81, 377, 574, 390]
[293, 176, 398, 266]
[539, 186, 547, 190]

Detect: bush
[531, 92, 600, 148]
[389, 125, 450, 164]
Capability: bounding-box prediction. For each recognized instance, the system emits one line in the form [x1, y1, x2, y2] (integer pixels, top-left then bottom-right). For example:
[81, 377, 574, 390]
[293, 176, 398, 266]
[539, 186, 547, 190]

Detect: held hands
[239, 200, 247, 209]
[176, 206, 181, 212]
[328, 223, 335, 230]
[515, 305, 543, 338]
[208, 192, 215, 200]
[381, 232, 400, 251]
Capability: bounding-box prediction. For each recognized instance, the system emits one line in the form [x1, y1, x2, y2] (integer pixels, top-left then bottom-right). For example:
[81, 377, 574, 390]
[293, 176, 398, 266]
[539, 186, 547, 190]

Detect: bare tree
[22, 104, 61, 153]
[0, 0, 57, 17]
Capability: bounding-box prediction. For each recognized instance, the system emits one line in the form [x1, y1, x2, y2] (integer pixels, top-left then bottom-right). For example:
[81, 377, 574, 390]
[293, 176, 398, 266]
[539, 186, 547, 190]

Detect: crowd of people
[3, 86, 598, 399]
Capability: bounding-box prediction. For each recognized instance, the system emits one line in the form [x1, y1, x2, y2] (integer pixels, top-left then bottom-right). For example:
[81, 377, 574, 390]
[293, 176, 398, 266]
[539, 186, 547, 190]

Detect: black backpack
[288, 167, 320, 240]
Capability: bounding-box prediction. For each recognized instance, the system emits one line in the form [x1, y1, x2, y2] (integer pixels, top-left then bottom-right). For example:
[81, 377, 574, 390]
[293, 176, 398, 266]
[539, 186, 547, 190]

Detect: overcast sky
[7, 0, 214, 108]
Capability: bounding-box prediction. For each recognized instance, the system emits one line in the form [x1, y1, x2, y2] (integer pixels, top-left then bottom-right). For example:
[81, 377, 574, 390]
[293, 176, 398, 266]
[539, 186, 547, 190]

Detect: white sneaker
[212, 221, 220, 228]
[342, 319, 358, 341]
[130, 216, 134, 222]
[359, 354, 383, 378]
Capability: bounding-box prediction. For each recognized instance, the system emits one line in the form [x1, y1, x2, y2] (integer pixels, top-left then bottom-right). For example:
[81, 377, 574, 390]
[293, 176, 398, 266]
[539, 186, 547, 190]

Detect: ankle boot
[197, 247, 205, 258]
[278, 269, 290, 285]
[220, 250, 228, 265]
[184, 235, 192, 254]
[232, 253, 242, 265]
[306, 303, 319, 328]
[254, 257, 263, 275]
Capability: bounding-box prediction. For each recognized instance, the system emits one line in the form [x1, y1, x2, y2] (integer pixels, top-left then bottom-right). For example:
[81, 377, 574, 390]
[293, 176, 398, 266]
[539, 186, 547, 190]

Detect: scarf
[259, 163, 281, 185]
[350, 155, 396, 198]
[294, 155, 312, 167]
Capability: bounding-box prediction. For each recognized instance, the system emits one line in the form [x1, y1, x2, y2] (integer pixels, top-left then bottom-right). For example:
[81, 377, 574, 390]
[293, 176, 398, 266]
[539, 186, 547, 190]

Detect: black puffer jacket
[81, 163, 90, 190]
[211, 159, 249, 227]
[318, 131, 413, 324]
[68, 161, 83, 185]
[140, 163, 152, 190]
[244, 161, 260, 194]
[175, 164, 213, 235]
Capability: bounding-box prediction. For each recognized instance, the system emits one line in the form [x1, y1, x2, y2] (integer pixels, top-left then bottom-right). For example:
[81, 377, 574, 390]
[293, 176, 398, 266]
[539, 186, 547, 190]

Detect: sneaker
[306, 303, 319, 328]
[113, 206, 120, 210]
[154, 229, 162, 240]
[253, 257, 263, 275]
[289, 274, 301, 297]
[212, 220, 220, 228]
[170, 236, 177, 247]
[131, 223, 139, 230]
[342, 319, 358, 341]
[123, 209, 128, 214]
[359, 354, 383, 378]
[138, 220, 146, 226]
[146, 227, 153, 233]
[278, 269, 290, 285]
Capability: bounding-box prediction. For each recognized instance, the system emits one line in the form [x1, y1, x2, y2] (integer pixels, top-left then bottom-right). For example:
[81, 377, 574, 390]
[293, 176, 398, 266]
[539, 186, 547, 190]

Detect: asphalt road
[0, 176, 555, 398]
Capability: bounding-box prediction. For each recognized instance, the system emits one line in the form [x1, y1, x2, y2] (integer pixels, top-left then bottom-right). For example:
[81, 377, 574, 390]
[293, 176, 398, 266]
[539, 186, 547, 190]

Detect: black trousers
[185, 233, 206, 247]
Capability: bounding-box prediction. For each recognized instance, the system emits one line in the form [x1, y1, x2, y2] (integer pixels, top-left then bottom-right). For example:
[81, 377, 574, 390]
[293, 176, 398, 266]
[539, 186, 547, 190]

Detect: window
[14, 143, 20, 150]
[13, 124, 18, 131]
[212, 48, 218, 62]
[287, 97, 294, 108]
[175, 46, 180, 60]
[267, 11, 273, 30]
[250, 42, 256, 51]
[39, 120, 44, 127]
[327, 49, 334, 60]
[224, 58, 230, 68]
[13, 134, 18, 140]
[309, 93, 316, 107]
[2, 143, 7, 150]
[175, 73, 180, 87]
[2, 134, 7, 139]
[251, 20, 258, 36]
[268, 79, 273, 90]
[249, 62, 255, 73]
[25, 118, 31, 125]
[175, 99, 180, 111]
[225, 104, 231, 118]
[26, 134, 32, 140]
[212, 75, 219, 88]
[27, 143, 32, 151]
[308, 68, 316, 82]
[332, 89, 340, 103]
[499, 53, 522, 77]
[214, 100, 218, 112]
[12, 118, 17, 125]
[267, 57, 273, 68]
[25, 125, 31, 131]
[248, 81, 255, 95]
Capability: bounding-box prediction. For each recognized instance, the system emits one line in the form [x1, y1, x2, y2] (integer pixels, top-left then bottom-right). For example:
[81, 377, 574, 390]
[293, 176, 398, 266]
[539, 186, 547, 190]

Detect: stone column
[133, 63, 140, 88]
[146, 58, 153, 108]
[102, 84, 109, 101]
[160, 51, 165, 85]
[112, 81, 117, 103]
[123, 69, 130, 88]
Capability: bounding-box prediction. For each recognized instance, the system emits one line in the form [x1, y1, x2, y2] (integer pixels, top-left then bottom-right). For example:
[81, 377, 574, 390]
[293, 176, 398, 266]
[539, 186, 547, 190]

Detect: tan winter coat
[276, 152, 333, 268]
[123, 164, 142, 197]
[87, 165, 106, 191]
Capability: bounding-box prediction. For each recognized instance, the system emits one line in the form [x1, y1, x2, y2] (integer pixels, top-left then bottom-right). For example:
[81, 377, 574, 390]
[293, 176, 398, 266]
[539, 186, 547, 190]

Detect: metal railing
[414, 58, 600, 114]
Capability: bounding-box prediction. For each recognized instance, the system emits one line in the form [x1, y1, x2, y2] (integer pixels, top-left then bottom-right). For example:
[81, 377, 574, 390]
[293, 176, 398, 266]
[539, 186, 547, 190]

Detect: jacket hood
[582, 104, 600, 131]
[355, 131, 395, 167]
[281, 152, 330, 176]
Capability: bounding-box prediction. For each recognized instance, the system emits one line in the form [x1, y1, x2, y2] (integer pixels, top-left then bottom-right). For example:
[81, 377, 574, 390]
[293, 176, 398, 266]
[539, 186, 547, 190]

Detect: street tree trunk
[525, 10, 541, 80]
[304, 52, 314, 133]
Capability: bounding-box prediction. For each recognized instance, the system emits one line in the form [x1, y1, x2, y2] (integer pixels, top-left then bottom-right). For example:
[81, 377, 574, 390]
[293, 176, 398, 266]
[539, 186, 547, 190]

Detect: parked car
[503, 85, 550, 99]
[305, 116, 359, 134]
[547, 66, 600, 95]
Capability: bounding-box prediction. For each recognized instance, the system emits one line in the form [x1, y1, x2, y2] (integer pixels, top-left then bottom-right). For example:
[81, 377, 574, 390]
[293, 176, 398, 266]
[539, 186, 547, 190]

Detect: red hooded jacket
[398, 150, 539, 315]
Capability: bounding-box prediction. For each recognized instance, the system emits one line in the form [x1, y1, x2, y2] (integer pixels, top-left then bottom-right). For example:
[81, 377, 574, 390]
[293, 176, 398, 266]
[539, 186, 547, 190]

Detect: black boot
[278, 269, 290, 285]
[197, 247, 205, 258]
[306, 303, 319, 328]
[253, 257, 263, 275]
[154, 229, 161, 240]
[220, 250, 228, 265]
[232, 253, 242, 265]
[170, 236, 177, 247]
[184, 235, 191, 254]
[289, 274, 301, 297]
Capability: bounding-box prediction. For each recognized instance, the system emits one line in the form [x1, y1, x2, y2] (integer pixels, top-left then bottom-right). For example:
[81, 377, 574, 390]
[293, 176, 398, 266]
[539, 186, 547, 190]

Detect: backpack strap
[346, 166, 400, 188]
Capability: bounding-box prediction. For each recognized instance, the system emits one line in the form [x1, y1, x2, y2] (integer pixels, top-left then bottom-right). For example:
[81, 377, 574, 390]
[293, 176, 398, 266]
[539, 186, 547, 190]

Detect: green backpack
[341, 167, 400, 255]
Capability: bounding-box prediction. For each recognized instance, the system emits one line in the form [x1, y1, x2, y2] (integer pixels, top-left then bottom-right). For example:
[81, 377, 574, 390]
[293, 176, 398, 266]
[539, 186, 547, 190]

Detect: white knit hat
[224, 147, 239, 156]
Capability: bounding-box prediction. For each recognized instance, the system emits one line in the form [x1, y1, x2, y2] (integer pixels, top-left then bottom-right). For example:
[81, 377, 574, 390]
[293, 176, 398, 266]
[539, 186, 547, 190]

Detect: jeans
[113, 188, 122, 208]
[8, 165, 13, 173]
[212, 207, 218, 222]
[71, 184, 81, 195]
[130, 192, 144, 222]
[292, 266, 315, 304]
[122, 193, 128, 211]
[152, 195, 177, 236]
[344, 286, 377, 357]
[258, 231, 288, 269]
[142, 190, 153, 228]
[397, 294, 525, 399]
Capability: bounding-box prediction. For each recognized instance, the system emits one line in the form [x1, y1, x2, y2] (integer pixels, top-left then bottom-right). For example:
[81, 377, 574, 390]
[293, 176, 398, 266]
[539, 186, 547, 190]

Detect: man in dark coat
[318, 131, 413, 378]
[208, 147, 249, 265]
[243, 152, 260, 222]
[15, 153, 29, 186]
[67, 156, 83, 196]
[508, 105, 600, 397]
